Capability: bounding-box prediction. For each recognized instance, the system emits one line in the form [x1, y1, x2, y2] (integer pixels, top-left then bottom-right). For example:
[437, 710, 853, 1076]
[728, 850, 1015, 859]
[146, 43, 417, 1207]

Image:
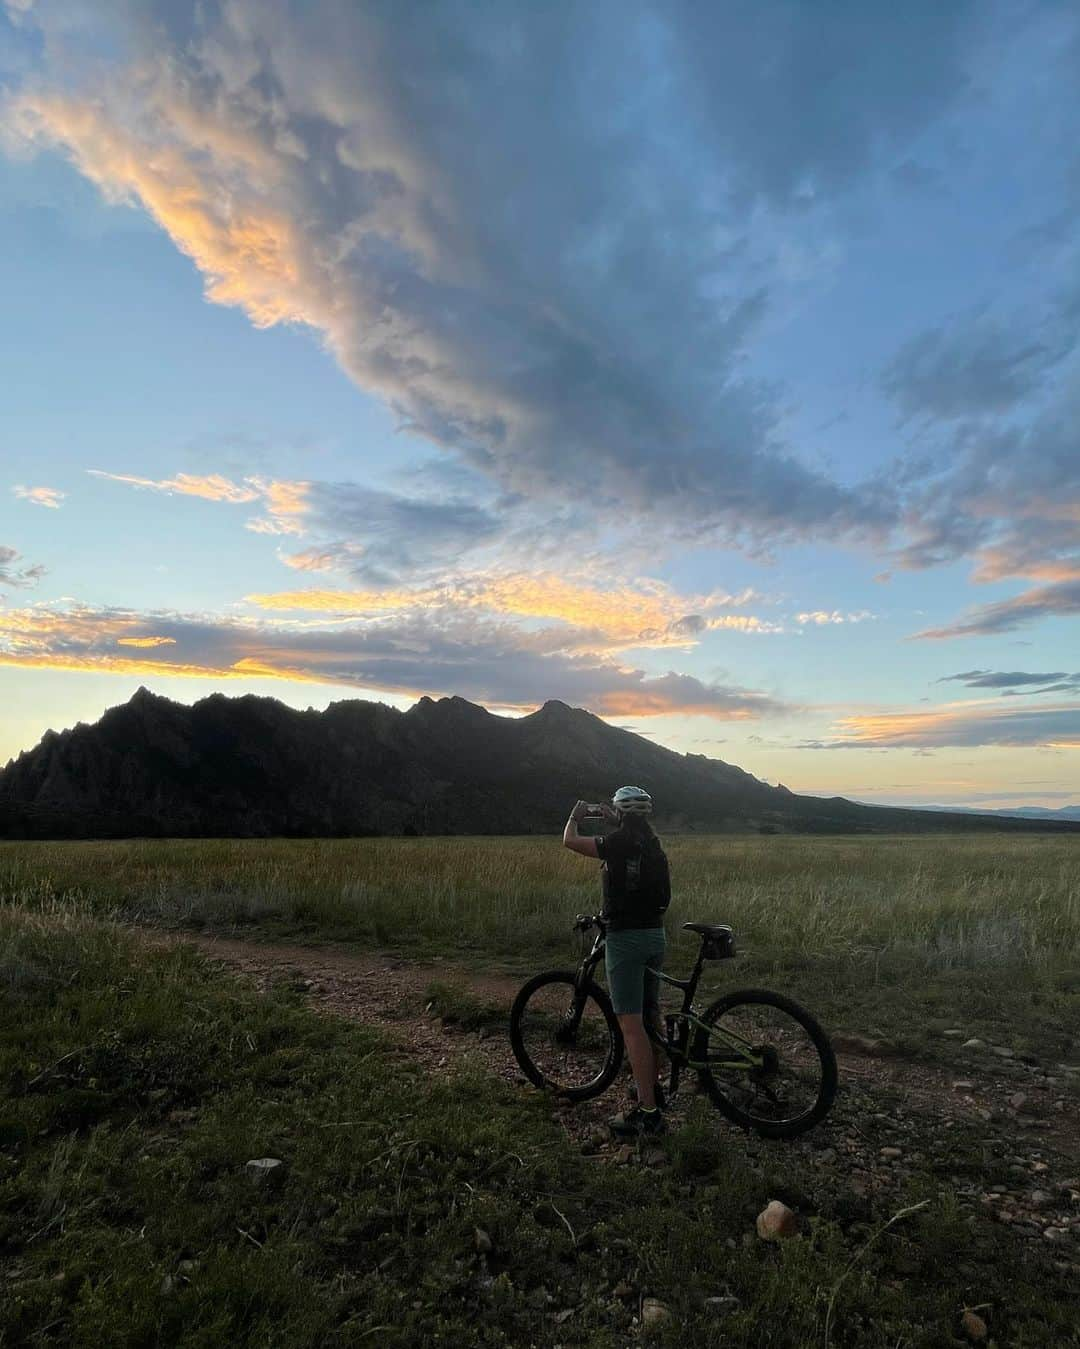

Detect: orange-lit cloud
[915, 578, 1080, 639]
[808, 701, 1080, 750]
[0, 601, 789, 722]
[13, 485, 65, 509]
[246, 574, 780, 648]
[969, 545, 1080, 585]
[244, 479, 311, 536]
[88, 470, 260, 504]
[89, 468, 311, 535]
[280, 548, 341, 574]
[13, 95, 311, 331]
[4, 47, 887, 550]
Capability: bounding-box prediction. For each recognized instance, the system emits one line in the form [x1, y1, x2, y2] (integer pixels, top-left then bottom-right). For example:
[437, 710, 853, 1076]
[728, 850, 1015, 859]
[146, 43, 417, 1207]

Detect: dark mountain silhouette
[2, 687, 1078, 839]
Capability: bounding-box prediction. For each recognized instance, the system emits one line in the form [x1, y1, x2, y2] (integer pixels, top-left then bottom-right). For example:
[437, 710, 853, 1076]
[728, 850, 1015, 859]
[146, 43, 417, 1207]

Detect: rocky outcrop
[2, 687, 1078, 839]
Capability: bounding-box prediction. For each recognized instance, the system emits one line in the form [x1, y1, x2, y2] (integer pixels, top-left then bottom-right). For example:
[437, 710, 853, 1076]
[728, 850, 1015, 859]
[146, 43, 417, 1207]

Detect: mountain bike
[509, 915, 837, 1139]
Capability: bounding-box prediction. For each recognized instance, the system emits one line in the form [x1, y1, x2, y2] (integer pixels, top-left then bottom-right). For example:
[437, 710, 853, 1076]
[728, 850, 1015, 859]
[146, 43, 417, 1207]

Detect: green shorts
[604, 927, 666, 1016]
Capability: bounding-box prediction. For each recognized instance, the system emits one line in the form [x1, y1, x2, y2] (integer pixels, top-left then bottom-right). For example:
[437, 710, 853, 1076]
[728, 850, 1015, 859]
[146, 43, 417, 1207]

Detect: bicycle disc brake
[554, 997, 585, 1045]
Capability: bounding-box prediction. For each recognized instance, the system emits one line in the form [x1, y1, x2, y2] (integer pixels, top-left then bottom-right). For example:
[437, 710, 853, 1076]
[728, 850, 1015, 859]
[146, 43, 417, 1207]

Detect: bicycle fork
[555, 962, 596, 1044]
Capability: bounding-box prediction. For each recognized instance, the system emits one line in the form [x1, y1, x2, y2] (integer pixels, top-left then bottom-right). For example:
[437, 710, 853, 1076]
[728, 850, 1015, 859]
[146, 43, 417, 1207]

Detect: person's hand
[571, 799, 590, 822]
[599, 801, 618, 821]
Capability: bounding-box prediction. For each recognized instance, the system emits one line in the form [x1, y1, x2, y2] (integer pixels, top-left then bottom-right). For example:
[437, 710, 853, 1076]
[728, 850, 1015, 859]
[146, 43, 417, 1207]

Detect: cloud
[88, 456, 786, 647]
[936, 669, 1077, 691]
[916, 579, 1080, 638]
[882, 313, 1072, 422]
[244, 479, 311, 537]
[91, 466, 503, 577]
[0, 600, 791, 721]
[89, 469, 313, 536]
[291, 483, 501, 584]
[116, 635, 177, 648]
[795, 610, 874, 627]
[246, 573, 775, 649]
[3, 0, 969, 550]
[892, 369, 1080, 633]
[806, 702, 1080, 750]
[88, 470, 263, 504]
[0, 545, 45, 589]
[878, 76, 1080, 627]
[665, 2, 976, 207]
[13, 485, 65, 509]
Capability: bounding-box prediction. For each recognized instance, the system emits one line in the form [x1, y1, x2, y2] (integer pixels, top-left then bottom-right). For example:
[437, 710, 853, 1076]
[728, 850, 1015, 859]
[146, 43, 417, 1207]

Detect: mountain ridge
[2, 687, 1078, 839]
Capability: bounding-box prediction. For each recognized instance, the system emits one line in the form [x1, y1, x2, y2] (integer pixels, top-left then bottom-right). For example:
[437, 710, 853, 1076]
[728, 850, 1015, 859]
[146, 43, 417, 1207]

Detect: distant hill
[2, 688, 1079, 839]
[912, 803, 1080, 823]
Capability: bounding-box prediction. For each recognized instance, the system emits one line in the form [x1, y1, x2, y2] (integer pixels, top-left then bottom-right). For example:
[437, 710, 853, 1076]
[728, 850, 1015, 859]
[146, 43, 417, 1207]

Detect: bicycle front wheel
[509, 971, 623, 1101]
[691, 989, 837, 1138]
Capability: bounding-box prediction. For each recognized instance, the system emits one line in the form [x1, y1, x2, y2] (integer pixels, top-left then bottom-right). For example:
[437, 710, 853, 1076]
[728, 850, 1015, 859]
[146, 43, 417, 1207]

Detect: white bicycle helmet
[612, 785, 653, 815]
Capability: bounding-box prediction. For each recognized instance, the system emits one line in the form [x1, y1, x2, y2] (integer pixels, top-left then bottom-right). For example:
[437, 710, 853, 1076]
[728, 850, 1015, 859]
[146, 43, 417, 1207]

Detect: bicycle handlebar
[573, 913, 605, 932]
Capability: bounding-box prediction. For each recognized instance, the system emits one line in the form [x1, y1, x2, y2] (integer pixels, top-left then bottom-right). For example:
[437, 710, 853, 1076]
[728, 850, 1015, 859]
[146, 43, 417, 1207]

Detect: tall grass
[2, 834, 1078, 1054]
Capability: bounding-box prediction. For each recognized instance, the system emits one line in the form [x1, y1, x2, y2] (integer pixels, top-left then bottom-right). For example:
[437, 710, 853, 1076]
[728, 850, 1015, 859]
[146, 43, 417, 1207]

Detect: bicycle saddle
[682, 922, 733, 939]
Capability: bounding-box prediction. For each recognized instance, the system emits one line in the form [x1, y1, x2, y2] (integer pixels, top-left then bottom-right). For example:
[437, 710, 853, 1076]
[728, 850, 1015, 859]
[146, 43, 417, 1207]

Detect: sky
[0, 0, 1078, 811]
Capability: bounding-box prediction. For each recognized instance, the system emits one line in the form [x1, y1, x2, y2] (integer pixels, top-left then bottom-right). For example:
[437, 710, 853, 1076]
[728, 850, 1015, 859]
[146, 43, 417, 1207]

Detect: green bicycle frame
[574, 921, 764, 1077]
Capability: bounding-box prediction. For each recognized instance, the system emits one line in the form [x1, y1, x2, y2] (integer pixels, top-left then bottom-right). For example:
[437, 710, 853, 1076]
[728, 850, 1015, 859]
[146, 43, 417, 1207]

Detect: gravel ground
[159, 932, 1080, 1274]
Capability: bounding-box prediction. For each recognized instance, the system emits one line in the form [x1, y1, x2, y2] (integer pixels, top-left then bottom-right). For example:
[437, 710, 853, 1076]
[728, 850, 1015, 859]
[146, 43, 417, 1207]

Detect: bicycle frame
[573, 919, 764, 1097]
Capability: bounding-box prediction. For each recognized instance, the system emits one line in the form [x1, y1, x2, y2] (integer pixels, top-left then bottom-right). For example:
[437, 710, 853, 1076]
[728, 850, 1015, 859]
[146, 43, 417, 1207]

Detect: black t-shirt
[595, 825, 670, 931]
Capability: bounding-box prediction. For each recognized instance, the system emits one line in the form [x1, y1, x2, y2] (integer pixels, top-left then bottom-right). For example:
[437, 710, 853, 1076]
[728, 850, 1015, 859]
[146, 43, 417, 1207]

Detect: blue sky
[1, 0, 1077, 809]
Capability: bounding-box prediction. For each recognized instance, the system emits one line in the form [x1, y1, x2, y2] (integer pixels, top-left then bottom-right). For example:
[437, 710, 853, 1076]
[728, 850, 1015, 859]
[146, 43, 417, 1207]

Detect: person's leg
[605, 932, 658, 1109]
[617, 1013, 657, 1109]
[643, 946, 664, 1090]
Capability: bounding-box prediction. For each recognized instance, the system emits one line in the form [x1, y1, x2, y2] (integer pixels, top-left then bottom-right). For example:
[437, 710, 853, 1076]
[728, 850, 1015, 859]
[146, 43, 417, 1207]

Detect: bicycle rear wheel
[509, 971, 623, 1101]
[691, 989, 837, 1138]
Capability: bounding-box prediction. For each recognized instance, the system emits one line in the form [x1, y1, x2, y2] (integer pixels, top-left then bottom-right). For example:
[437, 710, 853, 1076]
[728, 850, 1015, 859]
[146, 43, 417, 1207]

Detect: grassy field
[3, 895, 1079, 1347]
[2, 833, 1078, 1059]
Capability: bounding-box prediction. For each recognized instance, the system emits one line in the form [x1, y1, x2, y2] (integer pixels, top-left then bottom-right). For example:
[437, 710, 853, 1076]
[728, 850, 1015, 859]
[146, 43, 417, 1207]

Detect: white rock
[704, 1295, 740, 1314]
[756, 1200, 798, 1241]
[962, 1039, 985, 1050]
[245, 1158, 283, 1181]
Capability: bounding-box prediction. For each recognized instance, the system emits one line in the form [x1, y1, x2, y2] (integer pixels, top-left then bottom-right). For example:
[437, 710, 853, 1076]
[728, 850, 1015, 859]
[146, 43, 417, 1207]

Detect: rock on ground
[641, 1297, 673, 1331]
[960, 1308, 988, 1342]
[756, 1200, 798, 1241]
[244, 1158, 283, 1182]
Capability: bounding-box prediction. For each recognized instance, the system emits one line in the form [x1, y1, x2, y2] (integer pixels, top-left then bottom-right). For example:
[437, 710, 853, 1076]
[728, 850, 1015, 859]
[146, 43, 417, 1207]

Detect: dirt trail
[157, 931, 1080, 1259]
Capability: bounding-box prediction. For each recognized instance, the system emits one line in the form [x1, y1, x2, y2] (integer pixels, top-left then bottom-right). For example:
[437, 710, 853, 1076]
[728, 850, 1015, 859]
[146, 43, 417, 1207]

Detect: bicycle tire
[509, 970, 623, 1101]
[691, 988, 838, 1139]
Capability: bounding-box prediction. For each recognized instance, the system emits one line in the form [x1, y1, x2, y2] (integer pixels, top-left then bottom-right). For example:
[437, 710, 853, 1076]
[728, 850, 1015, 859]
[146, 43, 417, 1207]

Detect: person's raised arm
[563, 799, 600, 858]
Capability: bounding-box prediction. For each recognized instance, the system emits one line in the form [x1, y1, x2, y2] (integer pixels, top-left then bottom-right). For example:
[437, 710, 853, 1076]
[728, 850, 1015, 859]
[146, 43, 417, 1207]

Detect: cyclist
[563, 786, 671, 1137]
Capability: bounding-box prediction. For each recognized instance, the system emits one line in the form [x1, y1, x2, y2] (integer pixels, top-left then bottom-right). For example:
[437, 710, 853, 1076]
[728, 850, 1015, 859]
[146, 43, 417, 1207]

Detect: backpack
[624, 838, 671, 915]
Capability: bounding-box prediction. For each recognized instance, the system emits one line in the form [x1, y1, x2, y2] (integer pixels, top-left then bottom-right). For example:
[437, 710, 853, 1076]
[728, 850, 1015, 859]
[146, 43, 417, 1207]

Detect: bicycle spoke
[516, 979, 615, 1093]
[701, 1002, 825, 1126]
